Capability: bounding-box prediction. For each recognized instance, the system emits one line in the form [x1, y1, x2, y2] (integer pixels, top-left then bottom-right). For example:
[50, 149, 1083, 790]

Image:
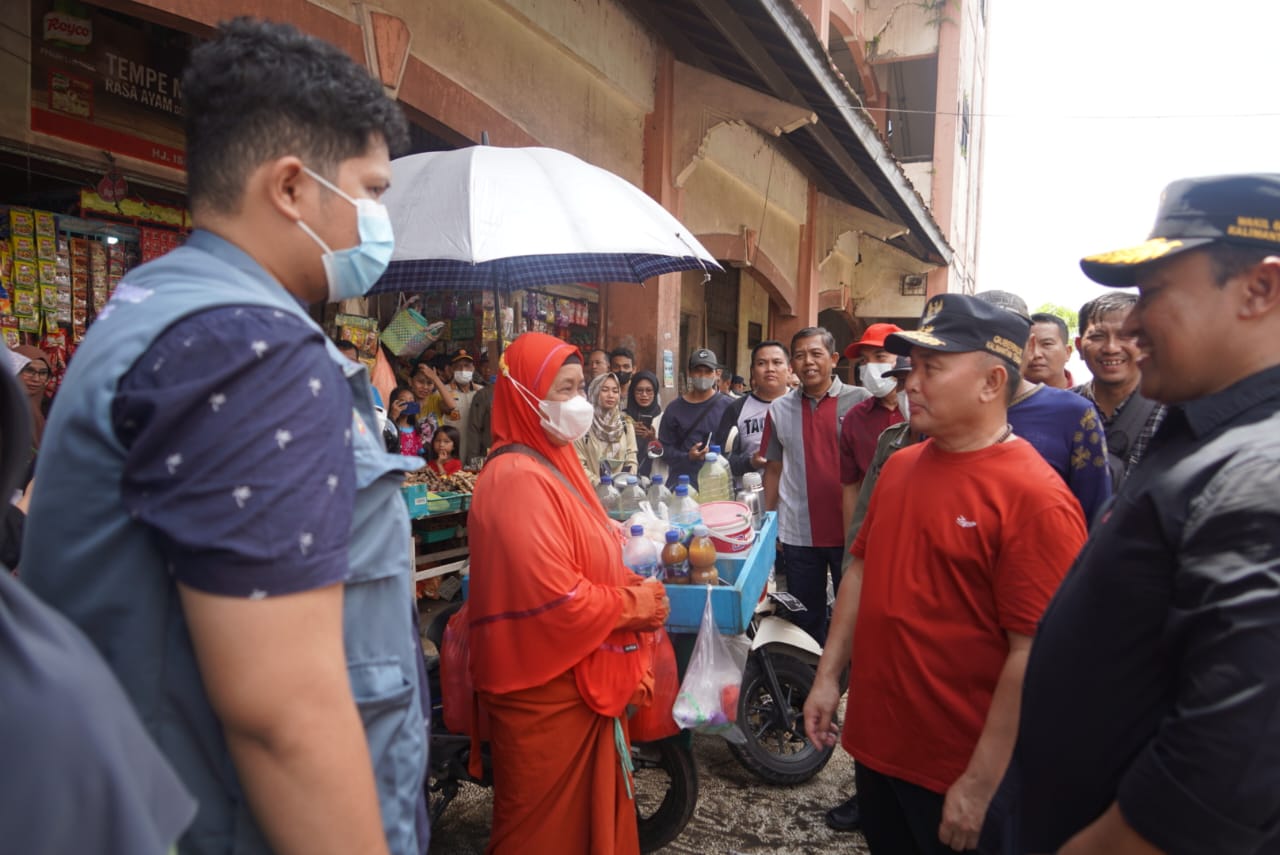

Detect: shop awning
[623, 0, 952, 266]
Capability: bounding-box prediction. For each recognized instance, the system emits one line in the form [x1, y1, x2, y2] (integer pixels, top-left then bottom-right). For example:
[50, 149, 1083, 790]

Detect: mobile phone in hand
[402, 401, 421, 415]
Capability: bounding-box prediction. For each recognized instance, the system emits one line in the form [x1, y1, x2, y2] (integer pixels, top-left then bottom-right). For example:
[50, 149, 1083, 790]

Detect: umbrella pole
[492, 276, 503, 359]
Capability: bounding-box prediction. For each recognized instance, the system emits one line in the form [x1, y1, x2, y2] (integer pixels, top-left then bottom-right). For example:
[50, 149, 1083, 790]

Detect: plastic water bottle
[672, 484, 701, 528]
[737, 470, 765, 530]
[618, 475, 646, 517]
[677, 473, 699, 503]
[596, 474, 620, 518]
[647, 474, 672, 514]
[698, 445, 733, 503]
[623, 524, 661, 580]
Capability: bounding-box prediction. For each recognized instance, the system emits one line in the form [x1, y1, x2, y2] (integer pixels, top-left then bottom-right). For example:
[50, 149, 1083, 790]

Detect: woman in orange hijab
[468, 332, 669, 855]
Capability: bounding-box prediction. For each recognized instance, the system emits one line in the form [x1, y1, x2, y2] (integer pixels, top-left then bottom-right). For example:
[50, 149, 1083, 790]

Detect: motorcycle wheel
[728, 653, 834, 785]
[633, 736, 698, 854]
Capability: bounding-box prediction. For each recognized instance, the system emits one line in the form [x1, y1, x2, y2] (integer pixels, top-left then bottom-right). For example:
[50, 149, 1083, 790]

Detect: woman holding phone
[386, 385, 425, 456]
[625, 371, 662, 477]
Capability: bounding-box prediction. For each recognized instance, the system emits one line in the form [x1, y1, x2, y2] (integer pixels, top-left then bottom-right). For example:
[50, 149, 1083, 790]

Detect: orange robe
[468, 333, 655, 855]
[480, 675, 637, 855]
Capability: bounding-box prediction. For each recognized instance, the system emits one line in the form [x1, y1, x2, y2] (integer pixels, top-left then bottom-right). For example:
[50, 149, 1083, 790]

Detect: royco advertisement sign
[30, 0, 194, 169]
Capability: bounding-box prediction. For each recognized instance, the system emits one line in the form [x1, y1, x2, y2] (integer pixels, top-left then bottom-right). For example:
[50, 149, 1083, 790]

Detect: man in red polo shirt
[840, 323, 906, 541]
[805, 294, 1087, 854]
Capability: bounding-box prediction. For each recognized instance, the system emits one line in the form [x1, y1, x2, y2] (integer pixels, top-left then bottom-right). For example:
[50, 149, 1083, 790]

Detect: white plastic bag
[626, 503, 670, 552]
[671, 586, 748, 743]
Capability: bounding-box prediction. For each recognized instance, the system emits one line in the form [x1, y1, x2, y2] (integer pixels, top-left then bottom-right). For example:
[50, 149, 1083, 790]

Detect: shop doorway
[705, 266, 740, 376]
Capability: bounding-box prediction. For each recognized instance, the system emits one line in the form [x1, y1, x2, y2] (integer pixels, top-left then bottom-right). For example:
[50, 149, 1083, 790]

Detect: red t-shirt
[844, 437, 1087, 794]
[427, 458, 463, 475]
[839, 396, 906, 485]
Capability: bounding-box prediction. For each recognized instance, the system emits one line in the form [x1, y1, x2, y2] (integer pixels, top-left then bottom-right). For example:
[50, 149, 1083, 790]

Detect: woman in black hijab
[624, 370, 663, 477]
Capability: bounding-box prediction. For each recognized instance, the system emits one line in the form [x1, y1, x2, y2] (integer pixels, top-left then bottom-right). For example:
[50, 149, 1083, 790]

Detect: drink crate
[663, 512, 777, 636]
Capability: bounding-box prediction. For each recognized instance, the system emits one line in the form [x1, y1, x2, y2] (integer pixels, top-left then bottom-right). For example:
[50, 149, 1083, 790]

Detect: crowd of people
[1, 15, 1278, 855]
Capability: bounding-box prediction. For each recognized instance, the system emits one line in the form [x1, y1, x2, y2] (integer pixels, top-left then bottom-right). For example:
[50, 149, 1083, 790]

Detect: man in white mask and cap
[839, 324, 907, 542]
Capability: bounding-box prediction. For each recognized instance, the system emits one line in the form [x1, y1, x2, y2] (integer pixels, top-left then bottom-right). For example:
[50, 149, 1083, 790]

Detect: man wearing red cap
[839, 323, 906, 539]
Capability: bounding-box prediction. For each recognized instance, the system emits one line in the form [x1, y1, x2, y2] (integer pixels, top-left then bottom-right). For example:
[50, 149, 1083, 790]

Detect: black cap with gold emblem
[1080, 174, 1280, 287]
[886, 293, 1031, 370]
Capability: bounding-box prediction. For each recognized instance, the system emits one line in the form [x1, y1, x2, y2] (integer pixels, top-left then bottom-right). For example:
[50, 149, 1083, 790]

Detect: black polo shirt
[984, 364, 1280, 855]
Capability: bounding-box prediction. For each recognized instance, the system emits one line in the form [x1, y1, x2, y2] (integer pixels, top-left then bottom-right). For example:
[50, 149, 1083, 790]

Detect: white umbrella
[371, 145, 719, 293]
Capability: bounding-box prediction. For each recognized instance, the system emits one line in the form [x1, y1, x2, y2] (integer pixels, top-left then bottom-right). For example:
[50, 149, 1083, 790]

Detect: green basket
[380, 308, 442, 359]
[402, 486, 466, 518]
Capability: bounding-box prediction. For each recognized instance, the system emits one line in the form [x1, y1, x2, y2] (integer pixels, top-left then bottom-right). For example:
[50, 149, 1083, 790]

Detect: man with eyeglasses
[1072, 293, 1166, 489]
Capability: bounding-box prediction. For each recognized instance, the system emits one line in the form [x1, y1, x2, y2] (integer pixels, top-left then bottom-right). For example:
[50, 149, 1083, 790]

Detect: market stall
[0, 196, 187, 381]
[402, 466, 479, 600]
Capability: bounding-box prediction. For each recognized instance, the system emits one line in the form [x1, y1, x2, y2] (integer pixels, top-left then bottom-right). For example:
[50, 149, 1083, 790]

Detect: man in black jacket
[986, 173, 1280, 855]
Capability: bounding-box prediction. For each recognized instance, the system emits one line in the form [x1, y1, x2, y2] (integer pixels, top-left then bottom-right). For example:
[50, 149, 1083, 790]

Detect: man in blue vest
[23, 19, 428, 855]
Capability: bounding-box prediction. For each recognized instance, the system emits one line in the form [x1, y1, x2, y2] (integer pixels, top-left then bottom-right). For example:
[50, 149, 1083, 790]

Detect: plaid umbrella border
[370, 253, 716, 294]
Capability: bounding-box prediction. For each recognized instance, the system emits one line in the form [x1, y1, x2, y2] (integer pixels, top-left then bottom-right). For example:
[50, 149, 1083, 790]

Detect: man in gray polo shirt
[762, 326, 869, 645]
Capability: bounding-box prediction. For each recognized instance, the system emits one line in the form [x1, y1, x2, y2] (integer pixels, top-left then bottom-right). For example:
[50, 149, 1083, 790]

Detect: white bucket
[700, 501, 756, 553]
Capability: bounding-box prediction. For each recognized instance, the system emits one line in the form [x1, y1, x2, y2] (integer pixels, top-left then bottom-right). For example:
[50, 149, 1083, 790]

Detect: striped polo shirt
[763, 376, 870, 547]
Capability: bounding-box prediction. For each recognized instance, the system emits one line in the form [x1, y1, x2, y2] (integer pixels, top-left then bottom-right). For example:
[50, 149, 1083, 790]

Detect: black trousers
[856, 762, 977, 855]
[779, 543, 843, 645]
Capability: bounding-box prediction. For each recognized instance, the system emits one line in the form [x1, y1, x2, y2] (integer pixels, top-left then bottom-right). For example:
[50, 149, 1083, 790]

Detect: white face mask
[453, 370, 474, 386]
[859, 362, 898, 398]
[507, 372, 594, 443]
[539, 395, 595, 443]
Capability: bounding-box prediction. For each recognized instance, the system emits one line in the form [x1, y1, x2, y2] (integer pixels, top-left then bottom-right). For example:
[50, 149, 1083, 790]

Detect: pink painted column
[606, 49, 684, 385]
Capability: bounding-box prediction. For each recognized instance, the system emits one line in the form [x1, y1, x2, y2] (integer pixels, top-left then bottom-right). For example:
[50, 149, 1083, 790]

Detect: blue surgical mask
[297, 167, 394, 301]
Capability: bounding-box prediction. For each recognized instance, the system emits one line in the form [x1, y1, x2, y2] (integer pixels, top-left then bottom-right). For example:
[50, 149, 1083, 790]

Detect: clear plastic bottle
[676, 473, 699, 503]
[687, 524, 719, 586]
[595, 474, 620, 518]
[623, 524, 661, 580]
[661, 529, 689, 584]
[736, 470, 765, 530]
[618, 475, 646, 517]
[697, 445, 733, 503]
[647, 474, 672, 513]
[672, 484, 702, 528]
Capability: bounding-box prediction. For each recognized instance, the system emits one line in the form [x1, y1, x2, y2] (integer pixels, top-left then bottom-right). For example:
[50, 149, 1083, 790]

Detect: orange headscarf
[470, 333, 647, 715]
[490, 332, 601, 517]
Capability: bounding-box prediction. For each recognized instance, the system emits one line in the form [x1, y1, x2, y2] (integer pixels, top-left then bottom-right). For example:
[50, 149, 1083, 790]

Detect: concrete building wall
[679, 123, 807, 305]
[862, 0, 942, 60]
[930, 0, 987, 295]
[815, 229, 928, 323]
[390, 0, 654, 181]
[903, 161, 935, 208]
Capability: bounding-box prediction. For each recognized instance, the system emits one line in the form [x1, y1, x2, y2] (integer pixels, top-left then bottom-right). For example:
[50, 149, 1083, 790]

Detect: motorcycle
[423, 602, 698, 853]
[727, 591, 845, 785]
